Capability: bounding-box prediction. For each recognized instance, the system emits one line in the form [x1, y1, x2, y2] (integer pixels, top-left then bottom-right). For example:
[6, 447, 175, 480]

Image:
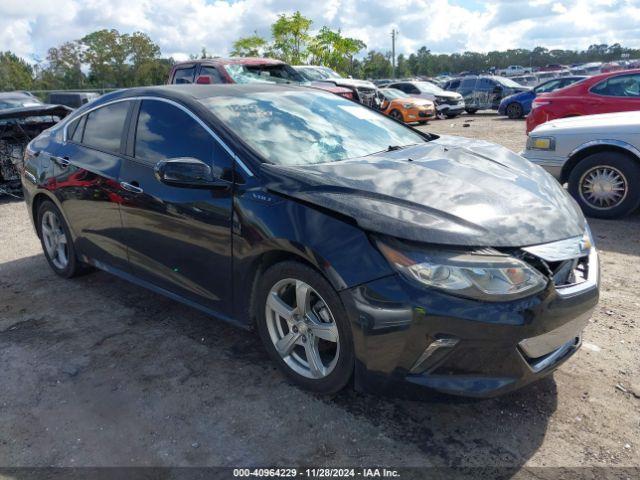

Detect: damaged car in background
[293, 65, 380, 108]
[22, 84, 599, 398]
[0, 92, 71, 196]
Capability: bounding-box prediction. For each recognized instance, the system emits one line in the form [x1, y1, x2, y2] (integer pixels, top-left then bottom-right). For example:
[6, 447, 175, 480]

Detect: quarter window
[591, 74, 640, 97]
[173, 66, 196, 84]
[200, 66, 224, 84]
[134, 100, 214, 164]
[81, 102, 130, 153]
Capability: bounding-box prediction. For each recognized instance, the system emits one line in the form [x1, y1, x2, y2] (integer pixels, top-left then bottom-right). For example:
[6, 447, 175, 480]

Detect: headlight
[377, 240, 548, 301]
[526, 136, 556, 151]
[402, 103, 414, 109]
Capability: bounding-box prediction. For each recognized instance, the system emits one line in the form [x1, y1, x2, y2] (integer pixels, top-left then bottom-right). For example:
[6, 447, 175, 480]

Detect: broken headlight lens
[377, 240, 548, 301]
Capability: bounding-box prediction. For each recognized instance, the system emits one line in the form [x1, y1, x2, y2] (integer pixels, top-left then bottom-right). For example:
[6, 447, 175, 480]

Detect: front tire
[465, 108, 477, 114]
[255, 261, 354, 394]
[37, 200, 87, 278]
[568, 151, 640, 219]
[389, 109, 404, 123]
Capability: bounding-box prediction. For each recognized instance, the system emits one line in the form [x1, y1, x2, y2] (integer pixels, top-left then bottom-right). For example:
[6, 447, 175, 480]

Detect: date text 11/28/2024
[233, 468, 400, 478]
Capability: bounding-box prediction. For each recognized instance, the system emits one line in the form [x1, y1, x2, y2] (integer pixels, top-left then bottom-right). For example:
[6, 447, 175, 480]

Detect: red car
[527, 69, 640, 133]
[167, 57, 354, 99]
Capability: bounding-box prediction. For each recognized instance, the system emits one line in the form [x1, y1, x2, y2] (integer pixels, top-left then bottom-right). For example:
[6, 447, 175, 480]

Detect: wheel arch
[31, 190, 73, 236]
[243, 247, 340, 330]
[561, 140, 640, 184]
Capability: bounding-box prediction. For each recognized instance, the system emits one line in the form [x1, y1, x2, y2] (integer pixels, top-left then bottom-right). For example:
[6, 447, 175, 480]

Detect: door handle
[51, 156, 70, 167]
[120, 181, 144, 194]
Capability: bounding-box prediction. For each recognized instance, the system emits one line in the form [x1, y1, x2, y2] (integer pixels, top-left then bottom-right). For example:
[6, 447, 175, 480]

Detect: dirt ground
[0, 113, 638, 472]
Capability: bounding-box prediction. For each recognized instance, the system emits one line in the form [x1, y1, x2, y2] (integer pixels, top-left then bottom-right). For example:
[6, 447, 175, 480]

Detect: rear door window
[81, 102, 130, 153]
[173, 66, 196, 84]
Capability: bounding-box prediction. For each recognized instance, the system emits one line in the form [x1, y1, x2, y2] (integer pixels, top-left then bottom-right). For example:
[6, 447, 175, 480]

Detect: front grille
[418, 111, 429, 118]
[522, 252, 590, 288]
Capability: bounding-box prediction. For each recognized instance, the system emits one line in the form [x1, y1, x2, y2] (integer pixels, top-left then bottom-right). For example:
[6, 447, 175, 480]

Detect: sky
[1, 0, 639, 63]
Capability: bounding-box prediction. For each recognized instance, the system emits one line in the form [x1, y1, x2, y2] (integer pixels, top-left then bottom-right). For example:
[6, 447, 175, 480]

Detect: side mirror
[154, 158, 228, 188]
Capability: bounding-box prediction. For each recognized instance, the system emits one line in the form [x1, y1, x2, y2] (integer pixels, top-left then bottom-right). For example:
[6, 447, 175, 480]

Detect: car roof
[174, 57, 286, 68]
[0, 91, 35, 100]
[79, 84, 318, 108]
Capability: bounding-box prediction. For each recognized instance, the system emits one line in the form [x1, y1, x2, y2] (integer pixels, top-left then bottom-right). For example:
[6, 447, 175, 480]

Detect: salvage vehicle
[523, 111, 640, 219]
[498, 76, 587, 119]
[293, 65, 380, 107]
[378, 88, 435, 124]
[23, 84, 599, 398]
[1, 92, 71, 196]
[385, 81, 464, 118]
[444, 76, 530, 114]
[167, 58, 354, 100]
[527, 69, 640, 133]
[46, 91, 100, 109]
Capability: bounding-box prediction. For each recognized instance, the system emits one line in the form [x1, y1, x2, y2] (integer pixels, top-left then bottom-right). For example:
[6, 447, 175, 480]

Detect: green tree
[231, 33, 268, 57]
[43, 41, 84, 89]
[0, 51, 34, 90]
[308, 27, 365, 74]
[271, 11, 312, 64]
[361, 51, 392, 79]
[81, 29, 130, 87]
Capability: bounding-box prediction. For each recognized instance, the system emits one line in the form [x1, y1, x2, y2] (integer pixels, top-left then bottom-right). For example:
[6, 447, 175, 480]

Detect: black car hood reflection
[263, 135, 585, 247]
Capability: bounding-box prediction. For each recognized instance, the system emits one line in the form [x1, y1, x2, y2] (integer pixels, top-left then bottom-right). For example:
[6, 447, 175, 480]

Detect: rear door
[53, 100, 133, 271]
[459, 77, 478, 108]
[117, 98, 234, 316]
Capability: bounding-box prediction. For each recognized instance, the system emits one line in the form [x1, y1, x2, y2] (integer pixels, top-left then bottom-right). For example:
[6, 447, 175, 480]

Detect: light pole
[391, 29, 398, 78]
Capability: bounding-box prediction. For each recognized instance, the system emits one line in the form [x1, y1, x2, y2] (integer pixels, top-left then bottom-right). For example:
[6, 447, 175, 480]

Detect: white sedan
[522, 112, 640, 219]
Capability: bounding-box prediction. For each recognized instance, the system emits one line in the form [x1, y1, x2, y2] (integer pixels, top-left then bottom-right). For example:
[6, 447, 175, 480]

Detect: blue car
[498, 76, 587, 119]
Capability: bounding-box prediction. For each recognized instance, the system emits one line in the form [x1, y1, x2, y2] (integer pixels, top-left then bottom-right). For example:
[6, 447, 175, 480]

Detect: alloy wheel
[265, 278, 340, 379]
[579, 165, 628, 210]
[41, 210, 69, 270]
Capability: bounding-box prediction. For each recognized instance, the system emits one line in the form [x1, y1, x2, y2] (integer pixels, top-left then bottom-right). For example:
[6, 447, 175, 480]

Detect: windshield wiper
[363, 143, 421, 157]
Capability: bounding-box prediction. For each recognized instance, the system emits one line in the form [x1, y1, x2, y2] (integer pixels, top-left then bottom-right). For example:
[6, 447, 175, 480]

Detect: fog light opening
[410, 335, 459, 374]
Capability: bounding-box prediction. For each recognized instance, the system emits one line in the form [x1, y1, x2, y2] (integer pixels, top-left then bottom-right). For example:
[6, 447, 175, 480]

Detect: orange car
[379, 88, 436, 124]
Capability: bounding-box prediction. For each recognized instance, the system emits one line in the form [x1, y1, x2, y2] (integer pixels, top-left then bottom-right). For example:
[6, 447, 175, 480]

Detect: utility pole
[391, 29, 398, 78]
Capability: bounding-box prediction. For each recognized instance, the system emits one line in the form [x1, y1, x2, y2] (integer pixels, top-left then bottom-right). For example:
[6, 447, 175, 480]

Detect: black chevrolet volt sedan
[22, 84, 599, 397]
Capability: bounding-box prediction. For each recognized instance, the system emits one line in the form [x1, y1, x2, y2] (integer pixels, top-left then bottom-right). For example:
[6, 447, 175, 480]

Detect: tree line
[1, 10, 639, 92]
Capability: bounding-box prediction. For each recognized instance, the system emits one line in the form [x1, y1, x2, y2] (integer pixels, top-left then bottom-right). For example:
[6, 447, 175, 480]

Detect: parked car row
[169, 58, 459, 121]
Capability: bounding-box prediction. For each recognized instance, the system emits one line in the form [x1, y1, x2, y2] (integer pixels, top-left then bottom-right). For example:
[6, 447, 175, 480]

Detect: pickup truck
[498, 65, 532, 77]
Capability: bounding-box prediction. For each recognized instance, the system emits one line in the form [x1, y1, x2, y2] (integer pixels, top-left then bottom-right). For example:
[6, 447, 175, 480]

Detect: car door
[459, 77, 478, 108]
[589, 73, 640, 114]
[52, 100, 133, 272]
[117, 98, 234, 316]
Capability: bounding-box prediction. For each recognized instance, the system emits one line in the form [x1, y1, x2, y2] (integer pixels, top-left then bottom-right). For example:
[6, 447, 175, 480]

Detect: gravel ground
[0, 113, 638, 472]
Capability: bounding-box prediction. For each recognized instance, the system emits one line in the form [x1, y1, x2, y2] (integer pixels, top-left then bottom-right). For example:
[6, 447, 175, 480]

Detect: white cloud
[1, 0, 638, 64]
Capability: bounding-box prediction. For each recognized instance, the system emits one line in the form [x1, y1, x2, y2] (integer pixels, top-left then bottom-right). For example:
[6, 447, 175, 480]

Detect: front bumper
[341, 248, 599, 398]
[521, 150, 567, 180]
[436, 101, 465, 115]
[405, 107, 435, 122]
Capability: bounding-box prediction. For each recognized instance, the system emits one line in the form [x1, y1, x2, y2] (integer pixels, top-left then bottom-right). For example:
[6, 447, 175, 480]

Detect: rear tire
[465, 109, 477, 114]
[37, 200, 88, 278]
[255, 261, 354, 395]
[568, 151, 640, 219]
[506, 102, 523, 119]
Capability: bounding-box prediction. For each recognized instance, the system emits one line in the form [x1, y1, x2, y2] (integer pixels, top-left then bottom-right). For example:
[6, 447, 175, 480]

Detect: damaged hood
[0, 104, 73, 123]
[263, 135, 586, 247]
